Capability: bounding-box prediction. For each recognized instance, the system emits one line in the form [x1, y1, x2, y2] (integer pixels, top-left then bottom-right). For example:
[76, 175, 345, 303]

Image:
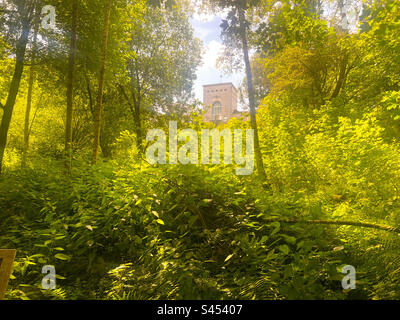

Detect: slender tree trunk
[0, 13, 31, 174]
[92, 0, 112, 164]
[22, 11, 39, 168]
[330, 52, 348, 100]
[238, 5, 266, 180]
[132, 93, 143, 155]
[86, 78, 111, 158]
[134, 105, 142, 155]
[65, 0, 78, 172]
[119, 84, 143, 155]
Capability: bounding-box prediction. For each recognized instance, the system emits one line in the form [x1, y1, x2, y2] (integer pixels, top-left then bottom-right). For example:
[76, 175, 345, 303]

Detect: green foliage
[1, 0, 400, 301]
[2, 152, 398, 299]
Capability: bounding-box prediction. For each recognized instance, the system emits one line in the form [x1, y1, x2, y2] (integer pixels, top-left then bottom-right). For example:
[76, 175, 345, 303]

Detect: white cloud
[193, 23, 213, 41]
[202, 40, 223, 70]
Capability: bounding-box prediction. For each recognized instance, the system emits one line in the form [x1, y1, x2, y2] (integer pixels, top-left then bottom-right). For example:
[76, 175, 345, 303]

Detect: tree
[92, 0, 112, 164]
[22, 7, 39, 167]
[119, 4, 201, 155]
[250, 0, 361, 108]
[65, 0, 78, 171]
[209, 0, 266, 179]
[237, 3, 266, 180]
[0, 0, 35, 174]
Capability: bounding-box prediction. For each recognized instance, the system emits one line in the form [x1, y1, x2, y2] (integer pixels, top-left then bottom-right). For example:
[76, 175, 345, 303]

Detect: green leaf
[279, 245, 290, 255]
[152, 211, 159, 218]
[55, 253, 71, 261]
[265, 250, 276, 261]
[281, 234, 296, 245]
[224, 254, 234, 262]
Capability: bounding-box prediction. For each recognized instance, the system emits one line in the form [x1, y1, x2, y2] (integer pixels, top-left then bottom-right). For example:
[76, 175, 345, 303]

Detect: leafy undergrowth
[1, 160, 399, 300]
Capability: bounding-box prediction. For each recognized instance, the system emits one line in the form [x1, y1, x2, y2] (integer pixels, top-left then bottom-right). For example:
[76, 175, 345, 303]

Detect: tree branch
[263, 217, 400, 234]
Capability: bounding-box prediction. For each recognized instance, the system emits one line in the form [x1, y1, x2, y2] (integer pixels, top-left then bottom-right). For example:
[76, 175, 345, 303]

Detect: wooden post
[0, 249, 16, 300]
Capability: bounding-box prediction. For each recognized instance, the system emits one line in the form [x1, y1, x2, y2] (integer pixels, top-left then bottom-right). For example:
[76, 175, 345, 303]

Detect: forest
[0, 0, 400, 300]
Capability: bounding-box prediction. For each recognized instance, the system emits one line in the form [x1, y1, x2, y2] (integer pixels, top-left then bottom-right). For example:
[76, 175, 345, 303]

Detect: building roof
[203, 82, 238, 92]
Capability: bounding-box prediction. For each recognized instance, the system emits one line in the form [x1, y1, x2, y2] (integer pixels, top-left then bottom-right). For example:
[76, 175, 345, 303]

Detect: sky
[190, 11, 244, 103]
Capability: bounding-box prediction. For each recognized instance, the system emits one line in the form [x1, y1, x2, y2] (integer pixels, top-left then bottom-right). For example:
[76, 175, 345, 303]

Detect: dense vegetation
[1, 0, 400, 300]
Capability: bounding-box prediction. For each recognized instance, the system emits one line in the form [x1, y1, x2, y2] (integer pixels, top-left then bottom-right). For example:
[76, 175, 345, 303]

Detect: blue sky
[190, 13, 244, 102]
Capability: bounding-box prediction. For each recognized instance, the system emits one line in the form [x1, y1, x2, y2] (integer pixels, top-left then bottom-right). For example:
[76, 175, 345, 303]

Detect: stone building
[203, 82, 245, 123]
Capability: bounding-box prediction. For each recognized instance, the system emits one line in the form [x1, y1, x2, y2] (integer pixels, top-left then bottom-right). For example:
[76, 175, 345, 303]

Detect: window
[212, 101, 222, 120]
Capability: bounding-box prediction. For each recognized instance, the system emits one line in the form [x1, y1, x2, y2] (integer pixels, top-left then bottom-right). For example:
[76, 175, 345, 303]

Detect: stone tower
[203, 82, 240, 123]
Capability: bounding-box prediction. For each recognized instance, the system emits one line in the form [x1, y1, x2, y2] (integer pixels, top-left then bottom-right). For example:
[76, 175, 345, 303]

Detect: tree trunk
[65, 0, 78, 172]
[119, 84, 143, 155]
[134, 106, 142, 155]
[92, 0, 112, 164]
[132, 94, 143, 155]
[99, 130, 112, 158]
[22, 10, 39, 168]
[0, 13, 31, 174]
[238, 5, 266, 180]
[330, 52, 348, 100]
[86, 78, 111, 158]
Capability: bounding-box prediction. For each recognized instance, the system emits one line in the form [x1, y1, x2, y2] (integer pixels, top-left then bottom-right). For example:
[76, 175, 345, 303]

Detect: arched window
[212, 101, 222, 118]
